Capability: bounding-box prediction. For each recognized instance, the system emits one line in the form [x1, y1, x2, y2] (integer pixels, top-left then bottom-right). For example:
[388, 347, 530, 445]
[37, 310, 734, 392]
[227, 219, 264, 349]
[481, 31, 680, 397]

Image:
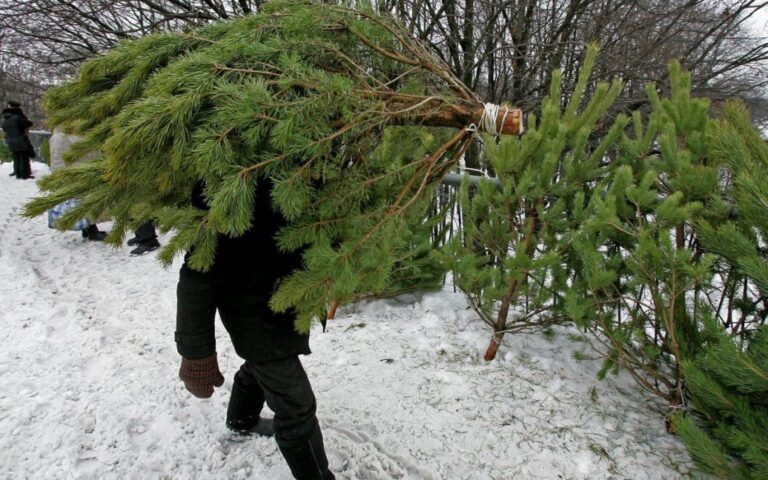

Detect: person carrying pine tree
[175, 180, 335, 480]
[22, 6, 524, 477]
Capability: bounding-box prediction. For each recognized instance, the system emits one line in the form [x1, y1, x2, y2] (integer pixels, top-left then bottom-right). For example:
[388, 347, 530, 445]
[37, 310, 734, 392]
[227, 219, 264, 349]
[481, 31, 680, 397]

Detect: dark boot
[130, 238, 160, 255]
[84, 224, 107, 241]
[278, 421, 335, 480]
[226, 377, 274, 437]
[130, 221, 160, 255]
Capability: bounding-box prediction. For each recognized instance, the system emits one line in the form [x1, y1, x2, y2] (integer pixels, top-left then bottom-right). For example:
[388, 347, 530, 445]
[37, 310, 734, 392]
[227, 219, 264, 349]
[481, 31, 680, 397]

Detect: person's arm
[20, 112, 33, 131]
[175, 267, 216, 358]
[175, 263, 224, 398]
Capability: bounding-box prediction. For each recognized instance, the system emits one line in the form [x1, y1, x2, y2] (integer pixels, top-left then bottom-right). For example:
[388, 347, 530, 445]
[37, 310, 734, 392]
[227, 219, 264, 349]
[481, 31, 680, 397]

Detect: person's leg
[15, 151, 32, 179]
[243, 358, 334, 480]
[22, 153, 33, 179]
[12, 152, 23, 178]
[10, 151, 18, 176]
[130, 220, 160, 254]
[135, 221, 157, 241]
[226, 363, 273, 435]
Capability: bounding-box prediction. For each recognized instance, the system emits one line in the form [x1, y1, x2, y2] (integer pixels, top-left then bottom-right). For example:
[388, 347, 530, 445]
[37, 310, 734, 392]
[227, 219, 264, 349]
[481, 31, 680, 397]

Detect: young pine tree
[443, 45, 627, 360]
[563, 62, 727, 418]
[672, 100, 768, 480]
[674, 318, 768, 480]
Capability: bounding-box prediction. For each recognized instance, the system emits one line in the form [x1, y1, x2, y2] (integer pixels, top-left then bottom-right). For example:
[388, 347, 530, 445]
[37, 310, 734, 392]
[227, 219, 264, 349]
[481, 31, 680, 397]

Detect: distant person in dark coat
[175, 180, 335, 480]
[1, 100, 35, 180]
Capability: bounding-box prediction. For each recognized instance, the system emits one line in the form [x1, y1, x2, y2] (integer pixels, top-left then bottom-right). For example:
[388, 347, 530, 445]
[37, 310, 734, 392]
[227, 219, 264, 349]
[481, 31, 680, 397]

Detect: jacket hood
[3, 107, 23, 119]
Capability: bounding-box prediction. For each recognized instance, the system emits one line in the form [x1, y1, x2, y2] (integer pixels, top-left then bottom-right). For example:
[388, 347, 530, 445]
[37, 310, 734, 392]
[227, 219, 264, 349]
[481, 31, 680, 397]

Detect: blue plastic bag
[48, 199, 89, 231]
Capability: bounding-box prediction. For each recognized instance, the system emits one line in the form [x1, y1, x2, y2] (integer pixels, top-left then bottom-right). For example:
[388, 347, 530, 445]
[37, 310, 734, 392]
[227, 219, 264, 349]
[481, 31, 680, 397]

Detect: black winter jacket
[1, 107, 33, 153]
[175, 178, 310, 363]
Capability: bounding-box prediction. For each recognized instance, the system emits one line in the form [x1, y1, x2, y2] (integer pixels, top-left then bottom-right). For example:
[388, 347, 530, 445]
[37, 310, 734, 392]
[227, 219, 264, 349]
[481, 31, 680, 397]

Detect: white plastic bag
[48, 199, 89, 231]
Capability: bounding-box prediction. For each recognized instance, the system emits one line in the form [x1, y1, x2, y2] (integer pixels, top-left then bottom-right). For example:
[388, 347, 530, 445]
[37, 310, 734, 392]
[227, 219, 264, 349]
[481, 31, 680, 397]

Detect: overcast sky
[749, 4, 768, 35]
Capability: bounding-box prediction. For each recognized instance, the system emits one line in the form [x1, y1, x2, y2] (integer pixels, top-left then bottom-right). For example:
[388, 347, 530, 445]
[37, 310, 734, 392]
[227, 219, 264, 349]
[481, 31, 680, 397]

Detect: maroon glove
[179, 353, 225, 398]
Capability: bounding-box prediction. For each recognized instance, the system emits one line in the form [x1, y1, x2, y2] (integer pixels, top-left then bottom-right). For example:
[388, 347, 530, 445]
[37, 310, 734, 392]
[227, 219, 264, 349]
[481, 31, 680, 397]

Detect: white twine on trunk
[466, 102, 521, 138]
[478, 102, 510, 136]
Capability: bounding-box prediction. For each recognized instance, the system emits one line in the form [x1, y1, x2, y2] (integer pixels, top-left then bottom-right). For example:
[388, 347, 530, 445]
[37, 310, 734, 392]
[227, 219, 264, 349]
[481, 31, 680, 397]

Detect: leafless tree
[0, 0, 766, 128]
[0, 0, 267, 121]
[377, 0, 768, 112]
[0, 1, 267, 72]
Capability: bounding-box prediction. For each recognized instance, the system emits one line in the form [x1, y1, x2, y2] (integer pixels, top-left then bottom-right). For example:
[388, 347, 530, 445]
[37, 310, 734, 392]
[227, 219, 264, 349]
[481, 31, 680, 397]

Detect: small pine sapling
[444, 45, 626, 360]
[564, 62, 726, 421]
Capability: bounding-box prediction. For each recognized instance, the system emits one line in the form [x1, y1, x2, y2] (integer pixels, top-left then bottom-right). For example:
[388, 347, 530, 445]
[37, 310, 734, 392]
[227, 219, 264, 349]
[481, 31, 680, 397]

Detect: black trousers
[134, 221, 157, 243]
[12, 151, 31, 179]
[235, 356, 319, 446]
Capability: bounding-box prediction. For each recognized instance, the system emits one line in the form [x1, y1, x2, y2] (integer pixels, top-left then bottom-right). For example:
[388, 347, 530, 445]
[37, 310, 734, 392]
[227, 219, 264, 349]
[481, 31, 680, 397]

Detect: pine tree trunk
[326, 300, 339, 320]
[382, 94, 523, 135]
[483, 202, 540, 361]
[665, 385, 685, 434]
[484, 336, 501, 361]
[484, 281, 519, 361]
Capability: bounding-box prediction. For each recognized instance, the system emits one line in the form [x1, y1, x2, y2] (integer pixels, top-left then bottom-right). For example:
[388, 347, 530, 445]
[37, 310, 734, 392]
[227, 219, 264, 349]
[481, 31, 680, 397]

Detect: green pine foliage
[39, 136, 50, 165]
[24, 0, 476, 331]
[0, 134, 10, 162]
[442, 46, 627, 357]
[563, 62, 726, 407]
[700, 100, 768, 300]
[672, 100, 768, 480]
[271, 125, 449, 325]
[674, 318, 768, 479]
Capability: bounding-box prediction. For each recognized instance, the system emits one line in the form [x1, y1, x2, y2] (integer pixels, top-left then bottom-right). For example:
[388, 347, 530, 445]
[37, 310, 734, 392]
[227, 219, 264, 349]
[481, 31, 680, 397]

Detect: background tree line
[1, 0, 767, 126]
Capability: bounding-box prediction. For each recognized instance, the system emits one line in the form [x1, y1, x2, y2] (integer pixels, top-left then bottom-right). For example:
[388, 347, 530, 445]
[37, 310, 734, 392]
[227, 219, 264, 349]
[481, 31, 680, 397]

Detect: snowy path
[0, 161, 695, 479]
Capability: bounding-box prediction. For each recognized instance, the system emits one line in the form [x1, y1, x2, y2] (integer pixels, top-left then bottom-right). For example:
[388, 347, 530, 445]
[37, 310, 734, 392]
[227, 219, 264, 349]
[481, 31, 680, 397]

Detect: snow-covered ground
[0, 161, 696, 479]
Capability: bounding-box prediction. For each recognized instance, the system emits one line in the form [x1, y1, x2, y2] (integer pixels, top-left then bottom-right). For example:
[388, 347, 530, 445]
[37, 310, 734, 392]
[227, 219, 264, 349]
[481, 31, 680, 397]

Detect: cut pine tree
[24, 0, 522, 331]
